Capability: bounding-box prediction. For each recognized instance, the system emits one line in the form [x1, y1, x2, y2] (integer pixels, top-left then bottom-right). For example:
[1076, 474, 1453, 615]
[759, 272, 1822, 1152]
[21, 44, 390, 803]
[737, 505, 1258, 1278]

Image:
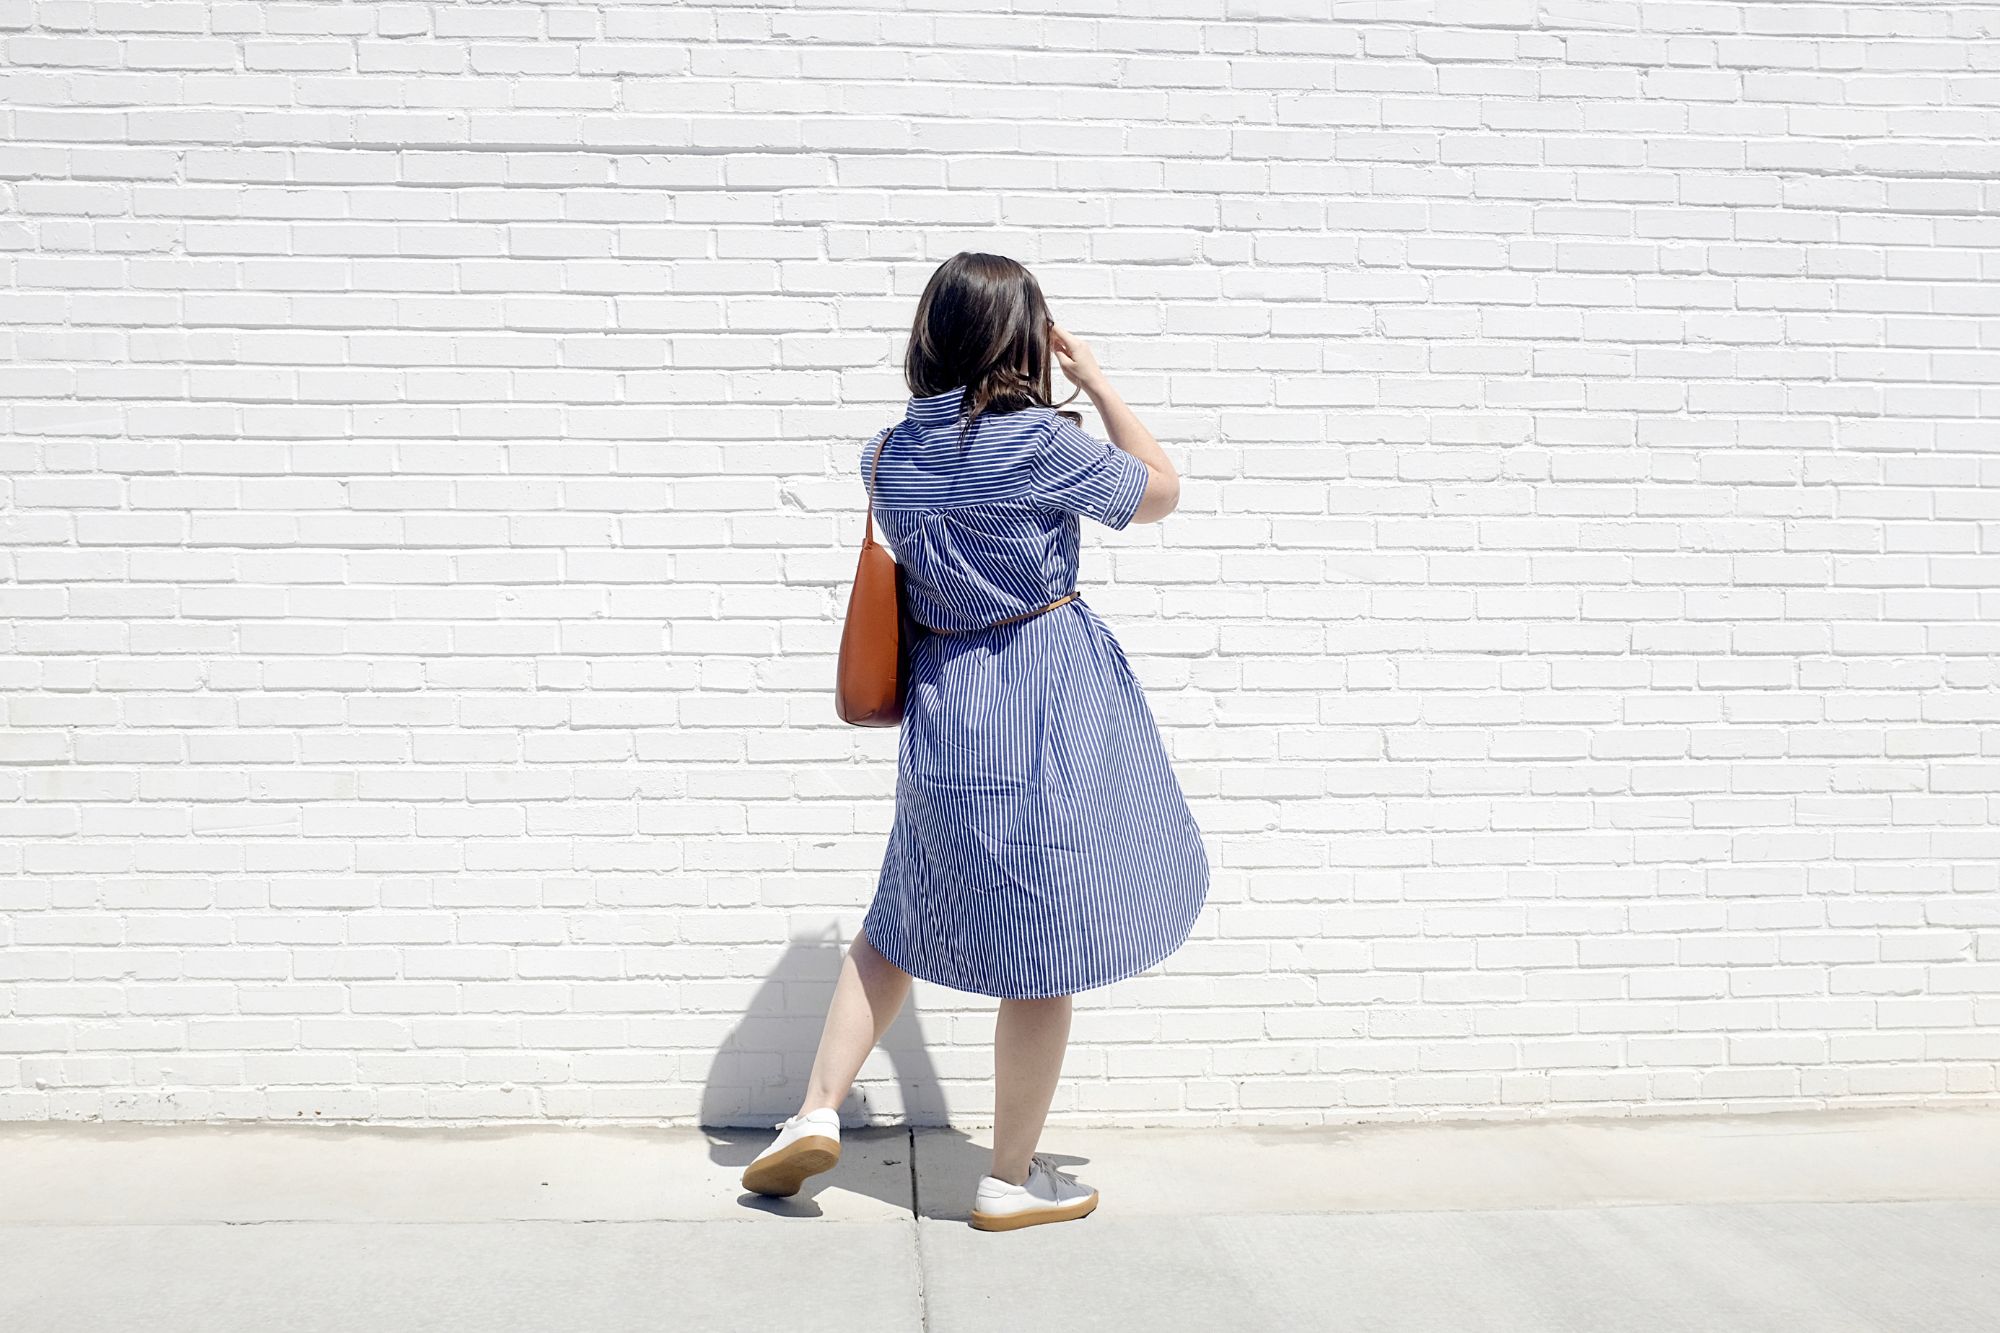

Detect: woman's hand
[1049, 322, 1105, 395]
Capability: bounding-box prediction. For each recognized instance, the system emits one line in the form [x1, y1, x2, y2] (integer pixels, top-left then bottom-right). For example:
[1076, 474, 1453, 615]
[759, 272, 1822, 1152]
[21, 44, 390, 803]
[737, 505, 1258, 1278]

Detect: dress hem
[860, 898, 1202, 1002]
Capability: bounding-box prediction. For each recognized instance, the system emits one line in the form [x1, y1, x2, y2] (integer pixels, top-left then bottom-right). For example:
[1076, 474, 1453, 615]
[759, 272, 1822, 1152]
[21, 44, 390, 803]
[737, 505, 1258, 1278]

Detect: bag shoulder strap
[863, 425, 892, 549]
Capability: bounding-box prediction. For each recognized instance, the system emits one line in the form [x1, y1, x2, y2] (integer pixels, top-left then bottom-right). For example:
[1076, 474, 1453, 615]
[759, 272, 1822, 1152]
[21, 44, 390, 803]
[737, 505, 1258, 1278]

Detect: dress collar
[905, 384, 969, 427]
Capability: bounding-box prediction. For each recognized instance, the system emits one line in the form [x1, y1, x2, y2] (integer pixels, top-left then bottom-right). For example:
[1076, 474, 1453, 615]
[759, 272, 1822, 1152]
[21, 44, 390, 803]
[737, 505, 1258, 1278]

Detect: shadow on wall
[697, 921, 951, 1130]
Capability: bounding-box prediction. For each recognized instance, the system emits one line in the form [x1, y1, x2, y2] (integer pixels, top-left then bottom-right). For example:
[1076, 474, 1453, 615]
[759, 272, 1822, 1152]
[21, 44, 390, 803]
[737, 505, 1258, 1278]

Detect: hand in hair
[1049, 323, 1105, 395]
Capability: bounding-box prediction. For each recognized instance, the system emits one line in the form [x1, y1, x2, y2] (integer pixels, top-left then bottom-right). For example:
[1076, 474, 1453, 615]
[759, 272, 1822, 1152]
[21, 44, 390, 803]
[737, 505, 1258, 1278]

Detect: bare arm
[1049, 323, 1182, 524]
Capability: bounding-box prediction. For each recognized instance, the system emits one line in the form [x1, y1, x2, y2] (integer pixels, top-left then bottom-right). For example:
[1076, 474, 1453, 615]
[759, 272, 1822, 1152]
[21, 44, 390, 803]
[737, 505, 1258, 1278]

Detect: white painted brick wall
[4, 2, 2000, 1128]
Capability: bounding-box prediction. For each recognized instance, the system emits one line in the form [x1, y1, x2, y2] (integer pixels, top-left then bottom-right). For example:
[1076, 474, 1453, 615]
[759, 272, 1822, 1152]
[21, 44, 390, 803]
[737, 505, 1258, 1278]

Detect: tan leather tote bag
[835, 428, 911, 726]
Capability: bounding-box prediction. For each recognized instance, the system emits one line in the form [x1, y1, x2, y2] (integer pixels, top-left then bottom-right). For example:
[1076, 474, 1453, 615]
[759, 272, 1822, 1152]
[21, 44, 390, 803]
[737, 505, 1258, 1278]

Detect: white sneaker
[969, 1152, 1100, 1231]
[740, 1108, 842, 1197]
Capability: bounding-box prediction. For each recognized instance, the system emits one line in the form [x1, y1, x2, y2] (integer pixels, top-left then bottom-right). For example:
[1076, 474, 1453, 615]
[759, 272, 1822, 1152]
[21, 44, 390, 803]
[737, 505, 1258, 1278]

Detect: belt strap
[918, 589, 1080, 636]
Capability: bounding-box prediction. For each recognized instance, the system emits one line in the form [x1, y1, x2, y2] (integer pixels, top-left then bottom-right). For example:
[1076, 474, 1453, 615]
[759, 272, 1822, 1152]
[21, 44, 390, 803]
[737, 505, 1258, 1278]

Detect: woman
[742, 252, 1210, 1231]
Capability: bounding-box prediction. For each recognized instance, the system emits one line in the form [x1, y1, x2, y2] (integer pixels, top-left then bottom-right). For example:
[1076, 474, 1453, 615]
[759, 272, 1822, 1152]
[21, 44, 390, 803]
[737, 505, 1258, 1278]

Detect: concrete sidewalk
[3, 1107, 1997, 1332]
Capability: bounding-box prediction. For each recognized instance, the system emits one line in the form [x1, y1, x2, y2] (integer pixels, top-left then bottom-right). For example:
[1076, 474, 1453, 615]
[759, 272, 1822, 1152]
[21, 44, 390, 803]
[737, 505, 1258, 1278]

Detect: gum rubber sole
[741, 1135, 841, 1197]
[968, 1193, 1100, 1231]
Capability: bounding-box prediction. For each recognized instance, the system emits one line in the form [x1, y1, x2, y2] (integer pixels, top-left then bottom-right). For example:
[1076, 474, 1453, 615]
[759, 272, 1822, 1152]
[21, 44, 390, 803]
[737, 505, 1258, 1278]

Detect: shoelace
[1028, 1152, 1080, 1191]
[774, 1113, 835, 1132]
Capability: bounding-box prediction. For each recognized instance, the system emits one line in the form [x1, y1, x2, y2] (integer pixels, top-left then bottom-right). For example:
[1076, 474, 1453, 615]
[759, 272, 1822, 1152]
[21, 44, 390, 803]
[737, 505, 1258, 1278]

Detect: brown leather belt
[917, 589, 1080, 636]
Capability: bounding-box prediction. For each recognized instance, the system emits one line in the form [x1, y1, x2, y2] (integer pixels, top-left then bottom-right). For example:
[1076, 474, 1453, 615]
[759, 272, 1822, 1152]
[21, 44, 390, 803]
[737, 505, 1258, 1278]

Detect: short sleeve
[1028, 414, 1153, 530]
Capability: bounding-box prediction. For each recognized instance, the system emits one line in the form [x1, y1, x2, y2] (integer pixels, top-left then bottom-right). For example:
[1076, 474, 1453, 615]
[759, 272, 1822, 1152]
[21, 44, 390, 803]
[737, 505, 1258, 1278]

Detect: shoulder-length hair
[904, 252, 1085, 448]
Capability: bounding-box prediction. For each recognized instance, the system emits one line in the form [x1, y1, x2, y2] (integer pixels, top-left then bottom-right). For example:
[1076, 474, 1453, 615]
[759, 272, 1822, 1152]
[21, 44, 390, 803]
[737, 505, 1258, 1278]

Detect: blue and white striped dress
[858, 384, 1209, 999]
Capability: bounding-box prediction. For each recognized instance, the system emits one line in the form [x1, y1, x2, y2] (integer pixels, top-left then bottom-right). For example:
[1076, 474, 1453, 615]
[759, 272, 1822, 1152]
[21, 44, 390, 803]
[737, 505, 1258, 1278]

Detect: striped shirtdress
[858, 384, 1210, 999]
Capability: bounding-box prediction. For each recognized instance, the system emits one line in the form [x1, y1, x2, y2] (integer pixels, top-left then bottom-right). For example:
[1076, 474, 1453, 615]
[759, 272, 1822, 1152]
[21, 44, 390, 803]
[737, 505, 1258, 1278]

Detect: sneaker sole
[968, 1192, 1100, 1232]
[741, 1135, 841, 1197]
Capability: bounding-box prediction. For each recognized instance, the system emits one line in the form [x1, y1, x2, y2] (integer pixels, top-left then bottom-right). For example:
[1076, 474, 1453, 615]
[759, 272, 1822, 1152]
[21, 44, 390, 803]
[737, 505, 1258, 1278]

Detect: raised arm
[1049, 323, 1183, 525]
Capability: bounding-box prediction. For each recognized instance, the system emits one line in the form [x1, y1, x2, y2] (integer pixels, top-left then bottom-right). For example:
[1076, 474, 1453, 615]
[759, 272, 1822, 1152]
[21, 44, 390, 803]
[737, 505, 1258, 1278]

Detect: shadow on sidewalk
[697, 921, 984, 1217]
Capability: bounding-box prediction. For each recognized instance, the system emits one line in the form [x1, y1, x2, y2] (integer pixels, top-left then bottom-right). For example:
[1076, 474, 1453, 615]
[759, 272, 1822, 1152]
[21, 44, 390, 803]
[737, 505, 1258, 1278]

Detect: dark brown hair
[904, 252, 1083, 449]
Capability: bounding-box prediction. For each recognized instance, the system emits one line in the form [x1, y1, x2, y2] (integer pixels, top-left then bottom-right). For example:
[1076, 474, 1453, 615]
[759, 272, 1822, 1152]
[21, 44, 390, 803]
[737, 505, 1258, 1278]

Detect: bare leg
[989, 993, 1073, 1185]
[794, 929, 914, 1119]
